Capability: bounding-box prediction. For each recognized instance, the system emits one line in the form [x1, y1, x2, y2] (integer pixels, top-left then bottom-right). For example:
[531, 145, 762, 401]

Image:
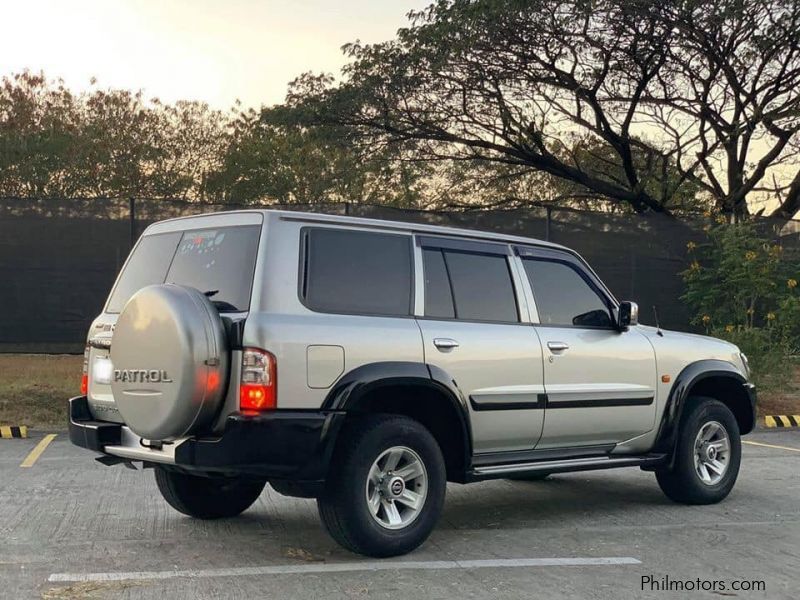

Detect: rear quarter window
[301, 227, 413, 316]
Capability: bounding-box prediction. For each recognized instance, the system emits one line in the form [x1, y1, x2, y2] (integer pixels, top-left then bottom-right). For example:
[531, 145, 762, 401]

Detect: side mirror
[618, 301, 639, 330]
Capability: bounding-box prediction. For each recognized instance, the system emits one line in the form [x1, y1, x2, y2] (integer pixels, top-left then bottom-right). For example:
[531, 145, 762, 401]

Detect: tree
[0, 71, 229, 201]
[285, 0, 800, 220]
[206, 100, 431, 207]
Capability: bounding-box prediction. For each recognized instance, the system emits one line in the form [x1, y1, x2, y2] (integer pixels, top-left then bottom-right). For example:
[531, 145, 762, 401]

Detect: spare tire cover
[110, 284, 228, 440]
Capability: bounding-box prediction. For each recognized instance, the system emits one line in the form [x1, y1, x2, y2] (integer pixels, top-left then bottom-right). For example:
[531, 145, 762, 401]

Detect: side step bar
[470, 454, 667, 481]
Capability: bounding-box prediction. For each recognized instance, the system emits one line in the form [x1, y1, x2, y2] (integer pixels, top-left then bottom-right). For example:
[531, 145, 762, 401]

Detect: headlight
[739, 352, 751, 378]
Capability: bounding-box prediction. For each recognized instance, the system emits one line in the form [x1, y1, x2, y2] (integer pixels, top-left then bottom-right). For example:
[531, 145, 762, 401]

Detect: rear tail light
[239, 348, 277, 412]
[80, 345, 89, 395]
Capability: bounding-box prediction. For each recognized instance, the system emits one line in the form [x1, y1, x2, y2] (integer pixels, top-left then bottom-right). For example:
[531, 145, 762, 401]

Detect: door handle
[433, 338, 460, 351]
[547, 341, 569, 353]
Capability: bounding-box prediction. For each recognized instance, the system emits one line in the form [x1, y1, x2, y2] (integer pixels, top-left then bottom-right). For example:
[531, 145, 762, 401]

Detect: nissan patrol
[69, 210, 756, 557]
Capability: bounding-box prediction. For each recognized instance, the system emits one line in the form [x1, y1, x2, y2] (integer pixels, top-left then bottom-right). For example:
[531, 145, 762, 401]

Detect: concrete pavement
[1, 430, 797, 599]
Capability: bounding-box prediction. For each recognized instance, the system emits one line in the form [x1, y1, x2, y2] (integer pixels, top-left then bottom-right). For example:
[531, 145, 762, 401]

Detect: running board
[469, 454, 667, 480]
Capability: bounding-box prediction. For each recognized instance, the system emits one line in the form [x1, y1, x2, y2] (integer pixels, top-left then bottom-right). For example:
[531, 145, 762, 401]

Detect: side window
[423, 247, 518, 323]
[302, 228, 413, 316]
[522, 258, 612, 327]
[422, 249, 455, 318]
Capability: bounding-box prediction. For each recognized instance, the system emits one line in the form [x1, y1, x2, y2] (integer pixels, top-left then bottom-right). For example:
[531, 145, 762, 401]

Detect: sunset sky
[0, 0, 428, 108]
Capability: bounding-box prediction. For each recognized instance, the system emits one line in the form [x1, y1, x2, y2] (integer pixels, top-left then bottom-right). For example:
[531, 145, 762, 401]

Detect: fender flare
[321, 361, 473, 469]
[652, 359, 752, 461]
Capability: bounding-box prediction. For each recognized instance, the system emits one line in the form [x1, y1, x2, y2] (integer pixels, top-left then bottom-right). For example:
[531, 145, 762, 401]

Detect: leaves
[282, 0, 800, 219]
[0, 71, 228, 200]
[681, 220, 800, 354]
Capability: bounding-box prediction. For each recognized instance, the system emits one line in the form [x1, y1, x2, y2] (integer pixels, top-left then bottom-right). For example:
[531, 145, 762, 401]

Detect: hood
[635, 324, 748, 378]
[637, 324, 737, 350]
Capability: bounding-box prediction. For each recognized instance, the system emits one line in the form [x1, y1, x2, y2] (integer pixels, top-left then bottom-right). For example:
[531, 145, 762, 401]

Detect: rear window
[106, 225, 261, 313]
[301, 228, 413, 316]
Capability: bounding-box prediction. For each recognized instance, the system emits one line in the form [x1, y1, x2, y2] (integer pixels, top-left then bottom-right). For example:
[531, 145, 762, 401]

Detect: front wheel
[155, 467, 266, 519]
[655, 397, 741, 505]
[317, 414, 446, 557]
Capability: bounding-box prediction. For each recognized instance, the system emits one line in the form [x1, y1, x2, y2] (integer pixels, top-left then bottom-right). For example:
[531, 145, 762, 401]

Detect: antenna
[652, 305, 664, 337]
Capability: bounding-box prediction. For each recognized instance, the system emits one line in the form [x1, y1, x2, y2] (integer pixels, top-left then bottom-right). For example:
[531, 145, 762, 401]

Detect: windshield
[106, 224, 261, 313]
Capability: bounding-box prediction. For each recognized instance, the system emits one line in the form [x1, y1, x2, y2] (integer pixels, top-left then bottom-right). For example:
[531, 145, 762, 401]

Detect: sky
[0, 0, 429, 109]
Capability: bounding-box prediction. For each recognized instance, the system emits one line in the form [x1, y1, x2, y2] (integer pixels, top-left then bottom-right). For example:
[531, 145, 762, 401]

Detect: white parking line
[49, 556, 641, 583]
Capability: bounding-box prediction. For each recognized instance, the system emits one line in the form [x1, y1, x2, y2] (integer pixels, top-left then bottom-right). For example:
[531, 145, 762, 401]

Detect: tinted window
[423, 249, 455, 318]
[303, 228, 413, 316]
[106, 232, 181, 313]
[443, 251, 518, 322]
[107, 225, 260, 314]
[523, 259, 612, 327]
[165, 226, 261, 312]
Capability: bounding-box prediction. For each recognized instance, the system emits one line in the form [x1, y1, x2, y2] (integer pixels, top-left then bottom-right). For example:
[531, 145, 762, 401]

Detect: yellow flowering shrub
[681, 222, 800, 382]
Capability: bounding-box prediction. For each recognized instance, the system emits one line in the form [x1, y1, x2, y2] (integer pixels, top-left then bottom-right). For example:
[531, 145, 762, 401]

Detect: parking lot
[1, 430, 797, 599]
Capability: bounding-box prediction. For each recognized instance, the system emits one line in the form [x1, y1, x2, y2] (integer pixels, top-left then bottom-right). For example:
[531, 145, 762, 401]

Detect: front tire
[155, 467, 266, 519]
[655, 397, 741, 505]
[317, 414, 446, 557]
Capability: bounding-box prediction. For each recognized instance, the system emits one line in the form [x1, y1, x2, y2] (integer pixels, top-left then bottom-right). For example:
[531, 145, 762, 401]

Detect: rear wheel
[655, 397, 741, 505]
[155, 467, 266, 519]
[317, 414, 446, 557]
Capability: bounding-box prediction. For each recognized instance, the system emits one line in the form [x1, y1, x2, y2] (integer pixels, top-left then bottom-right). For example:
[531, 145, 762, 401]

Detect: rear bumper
[68, 396, 344, 482]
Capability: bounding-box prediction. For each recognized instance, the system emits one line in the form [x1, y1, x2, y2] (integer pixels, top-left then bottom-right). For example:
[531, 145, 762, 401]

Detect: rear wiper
[202, 290, 239, 312]
[211, 299, 240, 312]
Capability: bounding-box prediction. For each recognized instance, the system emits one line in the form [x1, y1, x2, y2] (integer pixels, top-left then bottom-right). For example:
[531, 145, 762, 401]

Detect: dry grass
[0, 354, 80, 429]
[756, 360, 800, 416]
[41, 581, 143, 599]
[0, 353, 796, 431]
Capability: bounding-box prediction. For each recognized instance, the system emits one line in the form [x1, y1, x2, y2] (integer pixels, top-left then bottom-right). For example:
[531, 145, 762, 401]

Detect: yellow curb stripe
[0, 425, 28, 438]
[20, 434, 57, 468]
[743, 440, 800, 453]
[764, 415, 800, 428]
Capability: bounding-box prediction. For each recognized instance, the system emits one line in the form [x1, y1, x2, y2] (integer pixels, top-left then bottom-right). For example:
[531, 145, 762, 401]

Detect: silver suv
[69, 210, 757, 557]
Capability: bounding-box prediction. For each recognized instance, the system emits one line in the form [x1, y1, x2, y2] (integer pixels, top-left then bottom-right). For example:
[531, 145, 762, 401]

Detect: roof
[145, 208, 568, 252]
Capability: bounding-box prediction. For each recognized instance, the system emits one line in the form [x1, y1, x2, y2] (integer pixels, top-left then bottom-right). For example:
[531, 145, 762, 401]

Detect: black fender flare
[652, 359, 753, 463]
[321, 361, 473, 470]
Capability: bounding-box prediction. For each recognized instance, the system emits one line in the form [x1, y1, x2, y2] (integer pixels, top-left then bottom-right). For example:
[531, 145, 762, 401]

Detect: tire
[317, 414, 446, 557]
[507, 472, 551, 481]
[155, 467, 266, 519]
[655, 397, 741, 505]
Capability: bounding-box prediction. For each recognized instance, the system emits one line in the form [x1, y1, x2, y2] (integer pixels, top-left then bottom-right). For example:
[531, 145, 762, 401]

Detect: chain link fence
[2, 197, 798, 353]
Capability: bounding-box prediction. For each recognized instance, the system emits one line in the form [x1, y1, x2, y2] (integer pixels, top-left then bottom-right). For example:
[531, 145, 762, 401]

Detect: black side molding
[469, 393, 546, 411]
[468, 394, 653, 411]
[546, 396, 654, 409]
